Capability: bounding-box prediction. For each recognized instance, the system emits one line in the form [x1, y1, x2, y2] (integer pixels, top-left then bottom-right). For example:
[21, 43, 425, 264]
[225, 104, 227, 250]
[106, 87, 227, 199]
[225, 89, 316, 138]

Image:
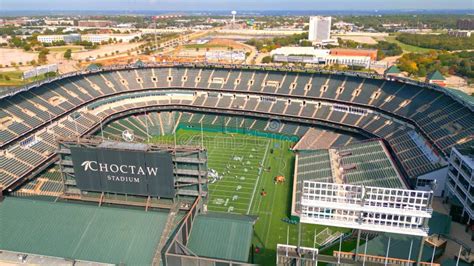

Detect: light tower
[231, 10, 237, 24]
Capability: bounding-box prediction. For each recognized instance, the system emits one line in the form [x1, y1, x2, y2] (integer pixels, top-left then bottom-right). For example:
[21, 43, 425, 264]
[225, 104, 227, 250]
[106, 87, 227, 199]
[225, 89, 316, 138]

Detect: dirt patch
[0, 48, 37, 66]
[72, 42, 144, 60]
[445, 75, 473, 95]
[206, 38, 253, 51]
[334, 36, 378, 45]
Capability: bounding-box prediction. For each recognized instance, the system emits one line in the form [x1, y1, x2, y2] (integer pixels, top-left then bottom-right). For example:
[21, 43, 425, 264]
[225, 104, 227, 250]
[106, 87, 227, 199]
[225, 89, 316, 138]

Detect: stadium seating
[0, 65, 472, 191]
[337, 141, 405, 188]
[298, 150, 333, 181]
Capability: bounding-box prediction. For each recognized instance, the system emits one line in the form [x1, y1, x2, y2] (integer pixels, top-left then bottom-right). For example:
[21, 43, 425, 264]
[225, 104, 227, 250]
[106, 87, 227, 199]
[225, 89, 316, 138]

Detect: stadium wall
[415, 167, 449, 197]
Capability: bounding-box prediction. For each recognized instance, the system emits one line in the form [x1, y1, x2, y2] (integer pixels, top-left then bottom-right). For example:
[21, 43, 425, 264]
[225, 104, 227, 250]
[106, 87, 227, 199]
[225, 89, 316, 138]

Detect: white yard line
[202, 134, 232, 197]
[247, 139, 271, 215]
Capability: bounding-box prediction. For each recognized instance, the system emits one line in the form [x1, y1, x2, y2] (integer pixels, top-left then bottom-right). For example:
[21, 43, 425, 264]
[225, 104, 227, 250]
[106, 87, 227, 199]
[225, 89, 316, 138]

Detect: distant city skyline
[0, 0, 473, 11]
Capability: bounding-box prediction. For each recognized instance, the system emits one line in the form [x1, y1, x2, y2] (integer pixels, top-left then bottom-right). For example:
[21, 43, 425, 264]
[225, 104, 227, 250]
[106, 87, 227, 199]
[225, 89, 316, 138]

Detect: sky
[0, 0, 473, 11]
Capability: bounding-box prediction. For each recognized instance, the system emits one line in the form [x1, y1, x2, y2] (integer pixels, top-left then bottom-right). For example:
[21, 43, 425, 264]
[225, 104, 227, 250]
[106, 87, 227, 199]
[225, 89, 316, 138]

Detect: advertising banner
[70, 146, 175, 197]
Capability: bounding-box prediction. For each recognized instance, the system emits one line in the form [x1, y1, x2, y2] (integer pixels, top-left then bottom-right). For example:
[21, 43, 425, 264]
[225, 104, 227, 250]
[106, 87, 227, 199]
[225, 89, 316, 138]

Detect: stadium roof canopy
[384, 65, 401, 75]
[186, 213, 255, 262]
[427, 70, 446, 81]
[86, 64, 101, 72]
[0, 197, 168, 265]
[134, 59, 145, 68]
[445, 87, 474, 107]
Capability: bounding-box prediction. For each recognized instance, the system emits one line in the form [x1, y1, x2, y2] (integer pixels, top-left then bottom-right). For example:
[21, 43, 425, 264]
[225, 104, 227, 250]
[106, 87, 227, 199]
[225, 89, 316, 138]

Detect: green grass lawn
[384, 36, 434, 53]
[151, 129, 348, 265]
[182, 43, 232, 50]
[47, 46, 84, 52]
[0, 70, 53, 87]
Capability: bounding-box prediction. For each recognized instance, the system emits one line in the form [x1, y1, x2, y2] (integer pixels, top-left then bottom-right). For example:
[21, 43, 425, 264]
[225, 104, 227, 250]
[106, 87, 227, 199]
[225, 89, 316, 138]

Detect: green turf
[384, 36, 434, 53]
[0, 70, 55, 87]
[151, 128, 349, 265]
[182, 43, 231, 50]
[46, 45, 83, 52]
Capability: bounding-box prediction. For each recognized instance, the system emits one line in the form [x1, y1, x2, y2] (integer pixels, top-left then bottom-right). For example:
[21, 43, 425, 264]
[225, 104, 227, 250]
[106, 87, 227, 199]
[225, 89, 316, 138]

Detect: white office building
[308, 16, 332, 42]
[446, 146, 474, 224]
[81, 35, 110, 43]
[82, 34, 141, 43]
[270, 47, 372, 68]
[37, 35, 67, 44]
[37, 33, 141, 44]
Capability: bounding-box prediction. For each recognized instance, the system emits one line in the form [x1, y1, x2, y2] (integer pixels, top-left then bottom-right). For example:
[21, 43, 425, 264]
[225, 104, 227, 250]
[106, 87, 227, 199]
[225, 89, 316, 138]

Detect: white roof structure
[270, 47, 330, 57]
[300, 182, 433, 236]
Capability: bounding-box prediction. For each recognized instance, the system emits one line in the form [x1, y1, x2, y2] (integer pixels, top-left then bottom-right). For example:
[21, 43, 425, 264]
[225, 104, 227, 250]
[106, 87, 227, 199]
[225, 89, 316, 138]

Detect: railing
[333, 251, 441, 266]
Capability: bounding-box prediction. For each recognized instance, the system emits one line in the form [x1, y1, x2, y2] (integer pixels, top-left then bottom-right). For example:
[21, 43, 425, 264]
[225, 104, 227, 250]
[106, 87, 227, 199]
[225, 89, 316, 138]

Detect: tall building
[446, 145, 473, 225]
[308, 16, 332, 42]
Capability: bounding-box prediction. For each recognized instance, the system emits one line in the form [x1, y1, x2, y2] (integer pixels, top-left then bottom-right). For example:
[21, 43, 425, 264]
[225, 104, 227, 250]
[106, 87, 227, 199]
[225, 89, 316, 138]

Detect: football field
[151, 129, 348, 265]
[205, 133, 270, 214]
[152, 129, 271, 214]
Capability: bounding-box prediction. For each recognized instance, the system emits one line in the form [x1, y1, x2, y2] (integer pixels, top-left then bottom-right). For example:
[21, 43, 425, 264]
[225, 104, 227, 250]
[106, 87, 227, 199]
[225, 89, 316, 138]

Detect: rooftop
[98, 140, 149, 151]
[353, 212, 451, 262]
[427, 70, 446, 81]
[445, 88, 474, 109]
[187, 213, 255, 262]
[0, 197, 168, 265]
[385, 65, 401, 74]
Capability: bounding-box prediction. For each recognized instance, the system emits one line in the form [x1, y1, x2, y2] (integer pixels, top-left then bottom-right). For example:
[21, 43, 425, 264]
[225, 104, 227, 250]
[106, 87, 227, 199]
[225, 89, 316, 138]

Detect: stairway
[152, 202, 180, 265]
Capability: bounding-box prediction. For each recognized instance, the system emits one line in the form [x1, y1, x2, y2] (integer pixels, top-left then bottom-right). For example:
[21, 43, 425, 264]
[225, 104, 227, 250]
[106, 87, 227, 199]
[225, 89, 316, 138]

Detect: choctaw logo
[81, 161, 96, 171]
[122, 130, 134, 142]
[80, 160, 159, 175]
[267, 119, 281, 132]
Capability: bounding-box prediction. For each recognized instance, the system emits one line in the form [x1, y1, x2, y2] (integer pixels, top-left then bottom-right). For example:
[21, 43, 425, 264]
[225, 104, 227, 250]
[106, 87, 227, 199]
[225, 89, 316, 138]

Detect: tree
[396, 33, 474, 51]
[64, 49, 72, 60]
[396, 50, 474, 79]
[261, 56, 272, 64]
[377, 50, 386, 60]
[300, 40, 313, 47]
[44, 71, 57, 78]
[38, 48, 49, 64]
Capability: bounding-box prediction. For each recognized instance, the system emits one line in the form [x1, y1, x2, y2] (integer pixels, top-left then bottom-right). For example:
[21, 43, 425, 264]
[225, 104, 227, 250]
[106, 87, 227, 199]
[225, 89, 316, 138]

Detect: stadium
[0, 63, 472, 265]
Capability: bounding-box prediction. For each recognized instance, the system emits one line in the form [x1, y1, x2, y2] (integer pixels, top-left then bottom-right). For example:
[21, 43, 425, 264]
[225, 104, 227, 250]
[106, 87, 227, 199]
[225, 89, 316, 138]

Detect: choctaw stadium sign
[70, 146, 175, 197]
